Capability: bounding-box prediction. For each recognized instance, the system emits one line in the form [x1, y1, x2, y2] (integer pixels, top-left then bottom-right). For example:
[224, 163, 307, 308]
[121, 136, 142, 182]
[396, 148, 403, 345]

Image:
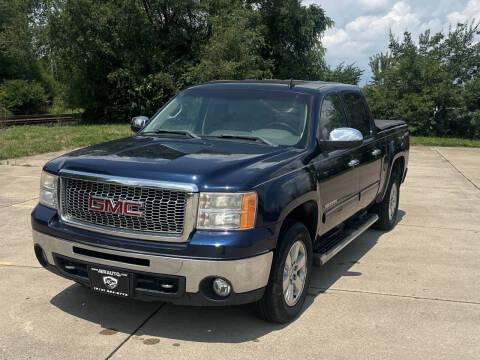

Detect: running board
[314, 213, 379, 266]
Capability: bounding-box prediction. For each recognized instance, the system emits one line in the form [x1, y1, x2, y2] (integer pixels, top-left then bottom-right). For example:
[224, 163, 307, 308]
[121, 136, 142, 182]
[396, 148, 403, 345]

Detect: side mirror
[131, 116, 149, 133]
[318, 128, 363, 151]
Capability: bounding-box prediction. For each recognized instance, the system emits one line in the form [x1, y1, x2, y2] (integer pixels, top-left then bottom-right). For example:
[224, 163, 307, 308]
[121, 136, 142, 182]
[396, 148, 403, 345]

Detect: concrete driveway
[1, 146, 479, 359]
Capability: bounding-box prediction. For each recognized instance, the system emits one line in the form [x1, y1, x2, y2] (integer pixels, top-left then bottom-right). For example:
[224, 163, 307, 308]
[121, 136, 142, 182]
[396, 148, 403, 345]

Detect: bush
[0, 80, 50, 115]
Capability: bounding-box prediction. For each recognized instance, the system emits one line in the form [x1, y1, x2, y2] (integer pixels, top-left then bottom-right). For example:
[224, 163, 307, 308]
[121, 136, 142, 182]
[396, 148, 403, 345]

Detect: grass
[0, 123, 131, 160]
[1, 123, 479, 160]
[411, 136, 480, 147]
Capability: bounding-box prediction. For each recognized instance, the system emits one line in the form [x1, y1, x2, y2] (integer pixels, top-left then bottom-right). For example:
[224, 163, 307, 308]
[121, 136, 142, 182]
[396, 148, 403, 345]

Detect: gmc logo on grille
[88, 197, 143, 217]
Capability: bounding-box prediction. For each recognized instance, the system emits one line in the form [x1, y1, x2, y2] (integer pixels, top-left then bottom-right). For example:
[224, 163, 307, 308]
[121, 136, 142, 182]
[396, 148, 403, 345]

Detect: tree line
[1, 0, 479, 138]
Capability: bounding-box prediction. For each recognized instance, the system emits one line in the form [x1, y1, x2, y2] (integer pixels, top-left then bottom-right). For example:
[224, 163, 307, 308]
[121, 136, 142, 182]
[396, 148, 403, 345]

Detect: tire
[255, 221, 313, 323]
[373, 170, 400, 231]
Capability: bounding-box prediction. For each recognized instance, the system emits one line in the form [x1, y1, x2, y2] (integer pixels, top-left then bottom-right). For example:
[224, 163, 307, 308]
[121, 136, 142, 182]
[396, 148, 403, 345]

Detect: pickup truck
[31, 80, 409, 323]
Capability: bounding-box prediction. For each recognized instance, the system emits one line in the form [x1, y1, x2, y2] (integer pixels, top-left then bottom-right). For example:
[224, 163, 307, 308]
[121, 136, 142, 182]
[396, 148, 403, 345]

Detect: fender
[377, 149, 408, 202]
[255, 166, 320, 247]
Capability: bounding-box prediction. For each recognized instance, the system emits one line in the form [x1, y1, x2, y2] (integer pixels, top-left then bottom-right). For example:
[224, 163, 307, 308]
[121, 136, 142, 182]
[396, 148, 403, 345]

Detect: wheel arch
[377, 154, 406, 202]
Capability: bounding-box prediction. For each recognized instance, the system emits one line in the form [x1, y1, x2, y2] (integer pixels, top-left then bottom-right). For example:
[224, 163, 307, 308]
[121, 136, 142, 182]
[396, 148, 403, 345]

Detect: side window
[341, 92, 372, 137]
[318, 93, 347, 140]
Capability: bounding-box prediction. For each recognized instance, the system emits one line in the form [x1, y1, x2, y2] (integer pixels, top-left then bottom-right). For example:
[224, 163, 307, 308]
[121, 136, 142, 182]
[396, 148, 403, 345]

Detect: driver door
[313, 93, 359, 234]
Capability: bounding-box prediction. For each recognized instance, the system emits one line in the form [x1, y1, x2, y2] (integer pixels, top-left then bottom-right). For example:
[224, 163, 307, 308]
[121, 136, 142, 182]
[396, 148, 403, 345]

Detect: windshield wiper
[214, 134, 274, 146]
[142, 129, 200, 139]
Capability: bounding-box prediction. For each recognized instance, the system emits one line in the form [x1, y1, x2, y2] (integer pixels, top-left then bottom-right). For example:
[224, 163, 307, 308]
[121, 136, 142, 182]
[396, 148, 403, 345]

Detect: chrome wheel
[282, 240, 307, 307]
[388, 182, 398, 221]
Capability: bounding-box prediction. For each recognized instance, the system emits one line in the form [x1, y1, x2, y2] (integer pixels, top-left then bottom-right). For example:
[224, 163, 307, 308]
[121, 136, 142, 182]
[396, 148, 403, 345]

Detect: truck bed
[374, 119, 406, 132]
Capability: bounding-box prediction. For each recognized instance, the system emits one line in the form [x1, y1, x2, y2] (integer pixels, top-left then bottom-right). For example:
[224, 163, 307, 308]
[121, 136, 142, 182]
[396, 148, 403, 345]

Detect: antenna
[288, 79, 295, 89]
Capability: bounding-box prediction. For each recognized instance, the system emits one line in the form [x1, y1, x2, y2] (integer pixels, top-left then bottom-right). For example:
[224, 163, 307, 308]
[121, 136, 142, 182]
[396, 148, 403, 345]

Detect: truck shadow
[50, 210, 405, 343]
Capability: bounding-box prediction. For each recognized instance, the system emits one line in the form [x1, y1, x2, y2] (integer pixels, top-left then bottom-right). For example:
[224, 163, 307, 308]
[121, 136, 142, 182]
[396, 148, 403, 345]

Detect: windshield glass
[142, 89, 311, 146]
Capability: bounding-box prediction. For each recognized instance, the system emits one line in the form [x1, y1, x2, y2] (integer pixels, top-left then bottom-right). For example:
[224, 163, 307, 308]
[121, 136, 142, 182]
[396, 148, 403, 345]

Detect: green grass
[411, 136, 480, 147]
[0, 123, 131, 160]
[1, 124, 480, 161]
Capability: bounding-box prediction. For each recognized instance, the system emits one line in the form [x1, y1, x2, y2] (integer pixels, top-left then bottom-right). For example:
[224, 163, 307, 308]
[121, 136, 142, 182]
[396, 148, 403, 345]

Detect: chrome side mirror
[319, 127, 363, 151]
[131, 116, 149, 133]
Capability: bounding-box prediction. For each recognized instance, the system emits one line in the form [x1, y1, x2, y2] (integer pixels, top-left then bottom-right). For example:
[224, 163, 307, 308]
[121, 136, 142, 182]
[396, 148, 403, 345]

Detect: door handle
[372, 149, 382, 157]
[348, 159, 360, 167]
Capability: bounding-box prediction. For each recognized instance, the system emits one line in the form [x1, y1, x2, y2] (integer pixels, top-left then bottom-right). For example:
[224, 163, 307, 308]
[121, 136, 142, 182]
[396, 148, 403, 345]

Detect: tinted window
[143, 89, 310, 146]
[318, 94, 347, 140]
[341, 92, 372, 137]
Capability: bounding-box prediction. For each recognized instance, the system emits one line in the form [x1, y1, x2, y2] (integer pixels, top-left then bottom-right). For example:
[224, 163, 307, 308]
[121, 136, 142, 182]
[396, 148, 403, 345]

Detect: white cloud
[355, 0, 390, 10]
[324, 2, 420, 59]
[447, 0, 480, 25]
[321, 0, 480, 84]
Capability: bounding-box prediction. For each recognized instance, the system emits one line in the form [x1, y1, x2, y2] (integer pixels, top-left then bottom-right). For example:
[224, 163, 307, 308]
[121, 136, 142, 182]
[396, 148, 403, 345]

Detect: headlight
[39, 171, 58, 209]
[197, 192, 257, 230]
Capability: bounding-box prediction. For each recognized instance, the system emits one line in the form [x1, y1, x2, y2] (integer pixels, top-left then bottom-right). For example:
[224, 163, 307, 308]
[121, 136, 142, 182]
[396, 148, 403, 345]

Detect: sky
[306, 0, 480, 84]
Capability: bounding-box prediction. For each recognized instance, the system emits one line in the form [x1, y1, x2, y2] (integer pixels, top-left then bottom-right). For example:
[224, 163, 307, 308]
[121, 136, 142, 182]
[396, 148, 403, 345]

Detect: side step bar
[314, 213, 379, 266]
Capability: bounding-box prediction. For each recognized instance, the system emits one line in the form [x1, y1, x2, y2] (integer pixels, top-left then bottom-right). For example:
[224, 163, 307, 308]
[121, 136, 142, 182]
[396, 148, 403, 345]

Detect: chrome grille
[61, 177, 188, 235]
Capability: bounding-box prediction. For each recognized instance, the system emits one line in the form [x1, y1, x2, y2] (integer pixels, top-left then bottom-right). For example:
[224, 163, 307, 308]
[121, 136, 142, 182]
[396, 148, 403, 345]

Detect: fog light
[212, 278, 231, 297]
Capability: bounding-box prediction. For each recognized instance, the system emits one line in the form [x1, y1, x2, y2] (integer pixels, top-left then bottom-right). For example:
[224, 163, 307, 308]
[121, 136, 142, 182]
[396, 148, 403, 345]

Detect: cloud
[323, 2, 420, 59]
[320, 0, 480, 84]
[355, 0, 390, 10]
[447, 0, 480, 25]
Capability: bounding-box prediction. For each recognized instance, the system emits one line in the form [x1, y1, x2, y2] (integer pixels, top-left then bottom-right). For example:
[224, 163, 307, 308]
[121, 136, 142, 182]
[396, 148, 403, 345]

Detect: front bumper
[33, 230, 273, 306]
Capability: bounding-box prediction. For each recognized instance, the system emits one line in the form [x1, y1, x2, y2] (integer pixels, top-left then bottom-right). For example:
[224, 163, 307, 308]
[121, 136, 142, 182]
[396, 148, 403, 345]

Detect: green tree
[187, 5, 273, 83]
[249, 0, 333, 79]
[364, 24, 480, 138]
[0, 0, 56, 113]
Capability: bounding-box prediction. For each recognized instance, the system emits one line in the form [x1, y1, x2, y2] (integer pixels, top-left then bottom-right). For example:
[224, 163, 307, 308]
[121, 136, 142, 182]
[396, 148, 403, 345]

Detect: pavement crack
[434, 149, 480, 192]
[0, 264, 42, 269]
[0, 197, 39, 208]
[398, 223, 479, 233]
[105, 303, 165, 360]
[310, 286, 480, 305]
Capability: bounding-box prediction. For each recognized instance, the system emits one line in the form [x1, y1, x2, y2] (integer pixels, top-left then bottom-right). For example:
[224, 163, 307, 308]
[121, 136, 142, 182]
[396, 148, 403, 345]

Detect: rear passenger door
[314, 93, 359, 233]
[341, 91, 382, 209]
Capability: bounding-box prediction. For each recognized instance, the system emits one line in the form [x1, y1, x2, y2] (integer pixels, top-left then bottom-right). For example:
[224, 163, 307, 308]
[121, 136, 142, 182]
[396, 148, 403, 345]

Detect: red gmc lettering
[105, 199, 123, 214]
[123, 202, 143, 217]
[88, 196, 105, 211]
[88, 197, 143, 217]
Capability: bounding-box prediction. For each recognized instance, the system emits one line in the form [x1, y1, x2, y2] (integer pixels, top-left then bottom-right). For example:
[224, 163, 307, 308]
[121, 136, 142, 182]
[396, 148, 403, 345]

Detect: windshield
[142, 89, 311, 146]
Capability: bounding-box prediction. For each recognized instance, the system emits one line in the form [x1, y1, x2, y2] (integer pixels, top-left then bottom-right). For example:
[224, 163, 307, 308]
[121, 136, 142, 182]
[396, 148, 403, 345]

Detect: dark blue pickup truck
[32, 80, 409, 323]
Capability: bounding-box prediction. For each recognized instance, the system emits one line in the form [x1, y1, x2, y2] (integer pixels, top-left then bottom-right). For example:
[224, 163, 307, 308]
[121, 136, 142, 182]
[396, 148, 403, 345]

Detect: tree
[249, 0, 333, 79]
[187, 5, 273, 83]
[364, 24, 480, 138]
[0, 0, 56, 113]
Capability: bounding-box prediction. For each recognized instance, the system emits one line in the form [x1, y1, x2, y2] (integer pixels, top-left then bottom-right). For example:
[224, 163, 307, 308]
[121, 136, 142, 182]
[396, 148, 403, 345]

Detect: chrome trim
[372, 149, 382, 157]
[316, 213, 378, 265]
[329, 127, 363, 142]
[348, 159, 360, 168]
[58, 169, 199, 192]
[58, 171, 199, 242]
[360, 181, 380, 198]
[324, 193, 358, 217]
[33, 230, 273, 293]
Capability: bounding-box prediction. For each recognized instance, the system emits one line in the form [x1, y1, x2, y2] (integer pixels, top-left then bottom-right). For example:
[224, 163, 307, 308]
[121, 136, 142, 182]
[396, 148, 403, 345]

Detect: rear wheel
[374, 171, 400, 230]
[256, 222, 312, 323]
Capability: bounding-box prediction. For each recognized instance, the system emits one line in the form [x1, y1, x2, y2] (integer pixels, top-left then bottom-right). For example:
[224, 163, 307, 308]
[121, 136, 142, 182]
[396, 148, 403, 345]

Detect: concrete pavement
[0, 146, 479, 359]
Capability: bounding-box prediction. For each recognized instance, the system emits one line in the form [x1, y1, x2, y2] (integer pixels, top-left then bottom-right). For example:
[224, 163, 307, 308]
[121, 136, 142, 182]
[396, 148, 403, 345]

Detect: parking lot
[1, 146, 479, 360]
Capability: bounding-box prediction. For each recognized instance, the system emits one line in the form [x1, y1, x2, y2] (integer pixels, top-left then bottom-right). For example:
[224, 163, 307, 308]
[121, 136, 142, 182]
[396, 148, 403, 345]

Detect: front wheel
[255, 222, 312, 323]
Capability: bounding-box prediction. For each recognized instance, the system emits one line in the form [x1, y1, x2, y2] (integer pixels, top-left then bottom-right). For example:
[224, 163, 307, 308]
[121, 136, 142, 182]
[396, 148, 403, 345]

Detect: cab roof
[188, 80, 359, 95]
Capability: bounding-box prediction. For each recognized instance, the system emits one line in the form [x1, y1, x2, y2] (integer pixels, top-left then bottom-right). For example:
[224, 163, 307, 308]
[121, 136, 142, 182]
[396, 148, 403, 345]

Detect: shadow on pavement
[50, 210, 405, 343]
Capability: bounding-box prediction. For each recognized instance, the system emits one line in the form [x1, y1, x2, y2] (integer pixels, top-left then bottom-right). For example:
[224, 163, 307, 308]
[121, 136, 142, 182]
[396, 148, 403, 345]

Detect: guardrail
[0, 113, 80, 127]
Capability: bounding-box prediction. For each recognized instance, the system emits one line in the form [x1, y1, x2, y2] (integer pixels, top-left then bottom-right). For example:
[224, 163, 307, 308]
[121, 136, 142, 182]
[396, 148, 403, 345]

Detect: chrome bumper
[32, 230, 273, 293]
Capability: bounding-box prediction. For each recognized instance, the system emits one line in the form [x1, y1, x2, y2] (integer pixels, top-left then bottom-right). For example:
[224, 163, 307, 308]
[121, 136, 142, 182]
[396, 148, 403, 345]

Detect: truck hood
[44, 136, 307, 191]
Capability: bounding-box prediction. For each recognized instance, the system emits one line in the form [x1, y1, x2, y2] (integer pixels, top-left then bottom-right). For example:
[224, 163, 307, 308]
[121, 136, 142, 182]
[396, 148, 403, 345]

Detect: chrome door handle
[348, 159, 360, 167]
[372, 149, 382, 157]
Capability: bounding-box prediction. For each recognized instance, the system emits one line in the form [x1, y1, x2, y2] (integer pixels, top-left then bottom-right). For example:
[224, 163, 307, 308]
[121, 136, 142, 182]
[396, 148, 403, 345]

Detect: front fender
[254, 167, 319, 247]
